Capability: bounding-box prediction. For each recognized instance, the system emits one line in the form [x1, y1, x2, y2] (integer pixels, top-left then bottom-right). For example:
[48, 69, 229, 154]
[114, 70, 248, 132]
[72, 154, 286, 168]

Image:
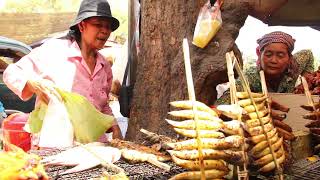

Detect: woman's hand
[111, 124, 123, 140]
[26, 79, 60, 104]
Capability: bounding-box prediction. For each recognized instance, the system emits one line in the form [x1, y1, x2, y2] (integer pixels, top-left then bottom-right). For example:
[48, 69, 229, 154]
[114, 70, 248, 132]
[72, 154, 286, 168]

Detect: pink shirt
[3, 38, 113, 115]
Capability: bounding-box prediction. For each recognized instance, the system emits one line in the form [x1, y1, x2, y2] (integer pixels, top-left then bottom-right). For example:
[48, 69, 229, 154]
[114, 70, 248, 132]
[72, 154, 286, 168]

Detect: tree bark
[126, 0, 249, 141]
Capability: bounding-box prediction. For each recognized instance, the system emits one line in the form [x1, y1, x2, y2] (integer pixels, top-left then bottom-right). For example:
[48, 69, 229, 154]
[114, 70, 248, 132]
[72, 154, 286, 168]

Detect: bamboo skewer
[182, 38, 205, 180]
[230, 52, 283, 180]
[300, 75, 316, 110]
[259, 70, 283, 180]
[299, 75, 319, 121]
[225, 52, 248, 180]
[76, 143, 125, 174]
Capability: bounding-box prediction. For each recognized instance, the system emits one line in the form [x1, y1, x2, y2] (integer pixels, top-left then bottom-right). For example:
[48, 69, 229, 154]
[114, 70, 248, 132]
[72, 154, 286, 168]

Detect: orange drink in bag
[192, 1, 222, 48]
[192, 19, 221, 48]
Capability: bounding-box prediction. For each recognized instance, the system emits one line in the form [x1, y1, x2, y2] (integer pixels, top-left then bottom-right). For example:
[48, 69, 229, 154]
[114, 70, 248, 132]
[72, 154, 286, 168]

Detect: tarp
[255, 0, 320, 28]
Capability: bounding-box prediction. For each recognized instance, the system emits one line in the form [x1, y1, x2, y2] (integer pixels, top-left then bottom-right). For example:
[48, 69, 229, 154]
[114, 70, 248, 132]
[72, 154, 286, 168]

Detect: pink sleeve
[3, 48, 44, 101]
[101, 63, 115, 118]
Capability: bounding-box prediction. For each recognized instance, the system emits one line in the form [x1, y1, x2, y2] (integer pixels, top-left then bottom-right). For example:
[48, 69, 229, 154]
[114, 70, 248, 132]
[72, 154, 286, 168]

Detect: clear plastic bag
[192, 0, 222, 48]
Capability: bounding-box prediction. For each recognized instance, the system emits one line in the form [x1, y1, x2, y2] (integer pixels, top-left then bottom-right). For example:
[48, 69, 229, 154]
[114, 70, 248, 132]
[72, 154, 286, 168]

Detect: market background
[0, 0, 319, 68]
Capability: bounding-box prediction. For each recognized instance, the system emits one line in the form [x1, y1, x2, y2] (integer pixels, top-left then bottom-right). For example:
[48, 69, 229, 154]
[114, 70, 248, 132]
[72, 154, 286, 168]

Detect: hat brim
[70, 13, 120, 32]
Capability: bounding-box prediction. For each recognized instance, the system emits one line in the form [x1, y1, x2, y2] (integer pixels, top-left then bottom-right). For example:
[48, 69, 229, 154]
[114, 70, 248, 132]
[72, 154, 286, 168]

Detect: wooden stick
[259, 70, 283, 180]
[300, 75, 315, 108]
[77, 143, 125, 174]
[231, 53, 283, 180]
[259, 71, 271, 111]
[182, 38, 205, 180]
[225, 52, 248, 180]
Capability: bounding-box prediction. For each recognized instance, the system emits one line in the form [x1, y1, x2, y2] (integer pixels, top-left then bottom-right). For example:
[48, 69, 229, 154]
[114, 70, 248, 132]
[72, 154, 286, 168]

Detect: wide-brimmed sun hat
[70, 0, 120, 31]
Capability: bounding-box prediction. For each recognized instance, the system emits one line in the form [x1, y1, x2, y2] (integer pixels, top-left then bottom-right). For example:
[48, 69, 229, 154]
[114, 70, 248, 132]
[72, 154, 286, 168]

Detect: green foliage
[315, 56, 320, 71]
[243, 54, 257, 71]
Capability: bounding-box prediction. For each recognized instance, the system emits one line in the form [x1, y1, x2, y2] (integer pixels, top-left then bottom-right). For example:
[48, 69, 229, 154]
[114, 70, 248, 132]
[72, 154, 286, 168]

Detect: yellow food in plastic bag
[0, 145, 48, 180]
[192, 19, 221, 48]
[56, 89, 114, 143]
[28, 88, 115, 144]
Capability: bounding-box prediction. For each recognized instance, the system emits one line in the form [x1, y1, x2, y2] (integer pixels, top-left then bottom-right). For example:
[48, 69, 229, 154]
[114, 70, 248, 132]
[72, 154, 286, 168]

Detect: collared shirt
[3, 38, 113, 115]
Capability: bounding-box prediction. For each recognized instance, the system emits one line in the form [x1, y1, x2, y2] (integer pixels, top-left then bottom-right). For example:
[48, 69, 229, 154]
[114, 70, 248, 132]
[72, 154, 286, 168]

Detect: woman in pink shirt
[3, 0, 122, 141]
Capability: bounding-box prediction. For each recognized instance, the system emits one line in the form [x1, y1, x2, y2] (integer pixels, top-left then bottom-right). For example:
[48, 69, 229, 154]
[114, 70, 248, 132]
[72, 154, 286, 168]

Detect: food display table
[29, 148, 186, 180]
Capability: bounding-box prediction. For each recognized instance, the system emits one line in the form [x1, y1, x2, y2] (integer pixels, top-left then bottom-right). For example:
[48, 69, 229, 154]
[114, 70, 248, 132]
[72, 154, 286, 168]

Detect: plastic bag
[192, 0, 222, 48]
[38, 93, 74, 148]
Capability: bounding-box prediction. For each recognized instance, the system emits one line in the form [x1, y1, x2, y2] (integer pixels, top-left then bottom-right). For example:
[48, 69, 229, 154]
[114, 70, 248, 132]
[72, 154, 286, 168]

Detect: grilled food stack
[236, 92, 286, 173]
[302, 102, 320, 151]
[165, 100, 245, 180]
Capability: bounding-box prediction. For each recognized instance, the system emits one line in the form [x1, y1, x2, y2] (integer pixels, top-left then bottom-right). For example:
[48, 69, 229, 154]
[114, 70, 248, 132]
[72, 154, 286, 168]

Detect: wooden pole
[225, 52, 248, 180]
[182, 38, 205, 180]
[231, 52, 283, 180]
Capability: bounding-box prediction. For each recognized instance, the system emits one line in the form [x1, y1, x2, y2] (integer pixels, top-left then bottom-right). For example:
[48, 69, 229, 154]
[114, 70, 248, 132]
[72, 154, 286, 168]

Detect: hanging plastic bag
[192, 0, 222, 48]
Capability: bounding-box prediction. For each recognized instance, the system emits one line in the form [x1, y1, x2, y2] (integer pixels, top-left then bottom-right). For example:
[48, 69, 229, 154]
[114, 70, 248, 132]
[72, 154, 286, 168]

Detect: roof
[253, 0, 320, 29]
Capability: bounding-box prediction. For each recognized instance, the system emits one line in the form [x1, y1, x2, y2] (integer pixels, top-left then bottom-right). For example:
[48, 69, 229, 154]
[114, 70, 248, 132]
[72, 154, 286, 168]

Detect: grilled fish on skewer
[252, 137, 283, 159]
[168, 110, 222, 121]
[254, 147, 284, 166]
[42, 145, 121, 175]
[246, 117, 271, 128]
[236, 92, 264, 99]
[167, 149, 244, 164]
[271, 111, 287, 121]
[309, 128, 320, 135]
[243, 103, 265, 113]
[166, 119, 222, 130]
[166, 135, 243, 150]
[276, 127, 295, 141]
[273, 119, 292, 132]
[121, 149, 171, 171]
[166, 119, 241, 135]
[171, 155, 229, 171]
[110, 139, 171, 162]
[245, 109, 269, 120]
[246, 122, 274, 136]
[169, 100, 218, 117]
[216, 104, 243, 119]
[238, 96, 267, 107]
[173, 128, 225, 138]
[140, 128, 177, 144]
[270, 100, 290, 113]
[305, 120, 320, 128]
[303, 111, 320, 120]
[249, 134, 279, 155]
[258, 153, 285, 172]
[301, 103, 320, 111]
[169, 169, 228, 180]
[247, 128, 277, 144]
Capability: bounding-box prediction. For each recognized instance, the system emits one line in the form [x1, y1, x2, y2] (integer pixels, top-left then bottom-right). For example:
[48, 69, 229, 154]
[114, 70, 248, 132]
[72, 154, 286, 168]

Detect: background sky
[236, 16, 320, 60]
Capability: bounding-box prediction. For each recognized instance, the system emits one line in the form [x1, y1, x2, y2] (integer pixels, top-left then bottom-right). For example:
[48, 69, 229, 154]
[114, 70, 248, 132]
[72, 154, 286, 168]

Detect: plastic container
[1, 113, 31, 152]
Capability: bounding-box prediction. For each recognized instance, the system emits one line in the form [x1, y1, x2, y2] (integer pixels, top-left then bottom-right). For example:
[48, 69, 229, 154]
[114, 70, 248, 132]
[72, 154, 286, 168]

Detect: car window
[0, 57, 13, 83]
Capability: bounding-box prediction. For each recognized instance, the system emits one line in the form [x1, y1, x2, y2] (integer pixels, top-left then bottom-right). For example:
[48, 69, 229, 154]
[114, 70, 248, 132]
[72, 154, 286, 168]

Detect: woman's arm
[3, 48, 45, 101]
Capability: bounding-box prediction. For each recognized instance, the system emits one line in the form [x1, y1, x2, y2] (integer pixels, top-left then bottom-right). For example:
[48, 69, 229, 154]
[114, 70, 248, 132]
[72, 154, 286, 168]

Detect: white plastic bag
[38, 94, 74, 148]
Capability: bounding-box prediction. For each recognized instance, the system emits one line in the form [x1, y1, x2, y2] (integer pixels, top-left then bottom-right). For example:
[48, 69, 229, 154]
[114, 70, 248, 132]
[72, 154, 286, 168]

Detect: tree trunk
[126, 0, 249, 141]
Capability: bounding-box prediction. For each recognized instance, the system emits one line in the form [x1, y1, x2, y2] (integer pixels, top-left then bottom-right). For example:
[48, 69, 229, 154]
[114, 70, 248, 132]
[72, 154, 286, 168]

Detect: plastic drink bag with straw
[192, 0, 222, 48]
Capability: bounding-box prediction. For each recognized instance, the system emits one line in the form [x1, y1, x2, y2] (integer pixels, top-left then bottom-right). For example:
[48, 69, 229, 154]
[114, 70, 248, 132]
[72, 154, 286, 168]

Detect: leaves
[27, 101, 47, 133]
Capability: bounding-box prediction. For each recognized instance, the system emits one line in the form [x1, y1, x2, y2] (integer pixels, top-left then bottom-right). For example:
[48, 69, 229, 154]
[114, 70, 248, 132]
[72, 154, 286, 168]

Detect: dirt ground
[0, 13, 76, 44]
